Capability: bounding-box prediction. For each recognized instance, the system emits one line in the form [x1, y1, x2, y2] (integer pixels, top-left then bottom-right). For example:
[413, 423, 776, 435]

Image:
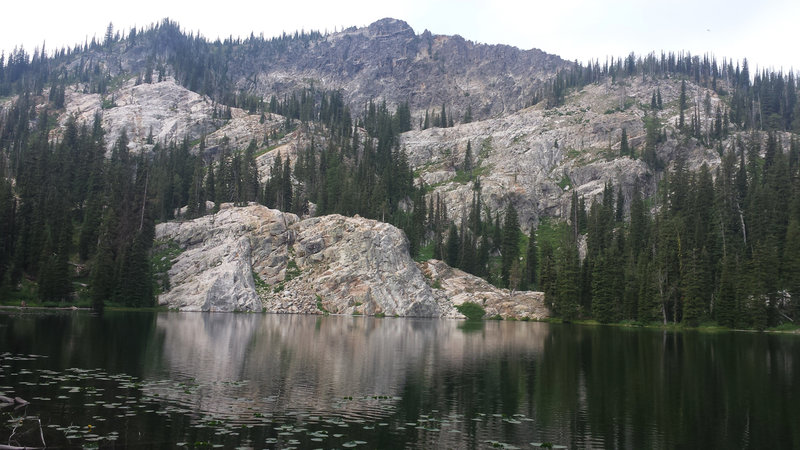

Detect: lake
[1, 310, 799, 449]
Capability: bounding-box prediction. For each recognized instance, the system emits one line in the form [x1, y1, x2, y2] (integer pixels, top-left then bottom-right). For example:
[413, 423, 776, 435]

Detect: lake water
[1, 310, 798, 449]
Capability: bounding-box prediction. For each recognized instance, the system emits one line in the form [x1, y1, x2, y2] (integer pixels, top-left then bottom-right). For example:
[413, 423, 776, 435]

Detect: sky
[2, 0, 798, 73]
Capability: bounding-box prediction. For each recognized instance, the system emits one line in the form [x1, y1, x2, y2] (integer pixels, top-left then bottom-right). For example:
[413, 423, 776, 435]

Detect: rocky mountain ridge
[247, 17, 568, 119]
[48, 69, 739, 228]
[10, 18, 752, 226]
[33, 18, 568, 124]
[401, 76, 726, 227]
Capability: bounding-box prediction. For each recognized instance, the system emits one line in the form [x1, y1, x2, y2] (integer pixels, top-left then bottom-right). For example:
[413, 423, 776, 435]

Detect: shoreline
[1, 304, 798, 334]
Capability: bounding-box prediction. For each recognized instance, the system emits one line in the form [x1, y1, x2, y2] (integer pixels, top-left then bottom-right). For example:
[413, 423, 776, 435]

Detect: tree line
[0, 105, 155, 309]
[540, 132, 800, 328]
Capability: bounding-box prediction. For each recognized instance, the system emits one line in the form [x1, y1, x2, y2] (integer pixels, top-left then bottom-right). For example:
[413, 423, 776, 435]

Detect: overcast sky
[2, 0, 798, 72]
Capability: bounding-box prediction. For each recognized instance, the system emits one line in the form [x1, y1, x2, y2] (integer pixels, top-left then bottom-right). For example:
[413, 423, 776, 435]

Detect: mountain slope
[2, 18, 799, 325]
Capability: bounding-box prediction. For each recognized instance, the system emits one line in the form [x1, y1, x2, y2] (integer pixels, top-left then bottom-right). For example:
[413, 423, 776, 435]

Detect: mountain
[4, 18, 722, 225]
[1, 18, 799, 326]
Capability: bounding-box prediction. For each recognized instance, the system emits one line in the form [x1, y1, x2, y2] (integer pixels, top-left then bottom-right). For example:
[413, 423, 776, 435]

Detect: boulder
[155, 205, 549, 319]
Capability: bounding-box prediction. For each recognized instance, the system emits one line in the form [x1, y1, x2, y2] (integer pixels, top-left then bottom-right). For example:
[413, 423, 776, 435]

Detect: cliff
[155, 204, 548, 319]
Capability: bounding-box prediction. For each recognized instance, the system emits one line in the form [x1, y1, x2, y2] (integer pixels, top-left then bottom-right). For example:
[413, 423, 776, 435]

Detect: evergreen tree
[492, 213, 502, 253]
[591, 253, 615, 323]
[643, 115, 662, 170]
[90, 210, 118, 309]
[0, 177, 14, 284]
[463, 140, 473, 173]
[554, 241, 581, 320]
[476, 231, 490, 277]
[620, 128, 630, 157]
[679, 79, 687, 131]
[463, 105, 473, 124]
[523, 226, 537, 290]
[445, 224, 460, 268]
[784, 218, 800, 319]
[282, 157, 293, 212]
[716, 255, 738, 327]
[408, 188, 426, 258]
[118, 229, 154, 307]
[501, 204, 520, 287]
[681, 250, 706, 326]
[540, 241, 557, 307]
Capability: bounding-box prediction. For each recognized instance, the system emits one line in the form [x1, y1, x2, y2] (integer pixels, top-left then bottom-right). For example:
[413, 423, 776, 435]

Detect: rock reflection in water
[150, 313, 548, 421]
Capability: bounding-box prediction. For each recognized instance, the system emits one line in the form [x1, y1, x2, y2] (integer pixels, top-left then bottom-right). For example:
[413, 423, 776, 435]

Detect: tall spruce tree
[523, 226, 537, 290]
[501, 204, 520, 287]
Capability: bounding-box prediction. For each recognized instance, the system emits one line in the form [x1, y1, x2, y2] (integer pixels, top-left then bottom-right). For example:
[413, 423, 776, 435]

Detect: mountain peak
[367, 18, 415, 37]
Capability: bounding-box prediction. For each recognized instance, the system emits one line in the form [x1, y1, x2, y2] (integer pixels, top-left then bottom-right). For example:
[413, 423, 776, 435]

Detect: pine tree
[784, 218, 800, 320]
[90, 210, 118, 309]
[242, 140, 260, 203]
[492, 213, 502, 253]
[501, 204, 520, 287]
[615, 187, 625, 222]
[118, 229, 154, 307]
[681, 251, 706, 326]
[716, 255, 738, 327]
[620, 128, 630, 157]
[445, 224, 460, 268]
[282, 157, 293, 212]
[523, 226, 537, 290]
[555, 242, 581, 320]
[540, 241, 557, 307]
[679, 79, 687, 131]
[38, 219, 72, 303]
[463, 105, 473, 124]
[591, 253, 615, 323]
[476, 232, 490, 277]
[463, 140, 473, 173]
[643, 115, 662, 170]
[0, 179, 13, 284]
[409, 188, 426, 258]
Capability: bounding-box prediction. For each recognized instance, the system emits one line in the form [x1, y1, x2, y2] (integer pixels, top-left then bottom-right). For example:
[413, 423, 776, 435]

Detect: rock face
[155, 204, 299, 311]
[53, 18, 568, 130]
[266, 214, 443, 317]
[209, 17, 569, 121]
[420, 260, 549, 320]
[400, 76, 724, 229]
[60, 77, 287, 154]
[63, 77, 219, 152]
[155, 204, 549, 318]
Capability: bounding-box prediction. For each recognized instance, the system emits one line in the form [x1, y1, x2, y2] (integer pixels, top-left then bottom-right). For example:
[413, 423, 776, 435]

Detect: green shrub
[315, 295, 329, 315]
[455, 301, 486, 320]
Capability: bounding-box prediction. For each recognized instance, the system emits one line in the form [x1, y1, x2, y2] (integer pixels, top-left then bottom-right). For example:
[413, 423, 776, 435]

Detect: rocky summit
[155, 204, 548, 318]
